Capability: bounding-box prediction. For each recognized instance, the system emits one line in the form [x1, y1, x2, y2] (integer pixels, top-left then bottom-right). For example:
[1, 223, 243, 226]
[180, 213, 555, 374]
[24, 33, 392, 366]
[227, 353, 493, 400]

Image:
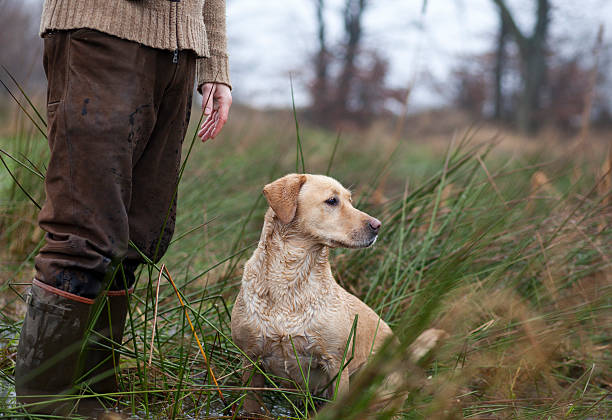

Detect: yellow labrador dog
[231, 174, 440, 413]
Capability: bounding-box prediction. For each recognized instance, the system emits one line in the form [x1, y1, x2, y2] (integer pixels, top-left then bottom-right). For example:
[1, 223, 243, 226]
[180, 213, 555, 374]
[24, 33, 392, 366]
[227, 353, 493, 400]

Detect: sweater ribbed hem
[41, 0, 209, 57]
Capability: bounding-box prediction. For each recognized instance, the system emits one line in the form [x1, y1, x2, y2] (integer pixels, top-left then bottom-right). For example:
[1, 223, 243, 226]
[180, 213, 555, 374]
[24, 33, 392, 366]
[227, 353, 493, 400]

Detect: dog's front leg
[326, 366, 350, 401]
[336, 370, 349, 397]
[241, 360, 266, 415]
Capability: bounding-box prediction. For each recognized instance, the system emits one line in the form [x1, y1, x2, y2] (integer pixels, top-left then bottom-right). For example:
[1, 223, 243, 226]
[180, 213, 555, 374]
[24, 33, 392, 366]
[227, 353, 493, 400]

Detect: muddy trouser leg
[84, 42, 196, 401]
[16, 29, 195, 414]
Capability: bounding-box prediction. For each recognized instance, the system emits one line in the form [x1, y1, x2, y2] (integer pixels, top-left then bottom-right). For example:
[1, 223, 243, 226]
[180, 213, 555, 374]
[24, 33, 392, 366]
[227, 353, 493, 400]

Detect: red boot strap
[106, 286, 135, 297]
[32, 279, 95, 305]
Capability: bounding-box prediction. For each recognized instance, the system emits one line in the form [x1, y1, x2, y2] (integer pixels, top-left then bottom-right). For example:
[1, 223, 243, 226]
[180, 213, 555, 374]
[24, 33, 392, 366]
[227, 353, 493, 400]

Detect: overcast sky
[227, 0, 612, 109]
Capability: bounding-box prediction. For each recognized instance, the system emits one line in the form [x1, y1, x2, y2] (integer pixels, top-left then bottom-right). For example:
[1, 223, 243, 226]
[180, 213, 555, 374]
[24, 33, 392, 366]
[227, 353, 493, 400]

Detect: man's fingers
[211, 95, 231, 139]
[198, 121, 213, 141]
[198, 115, 211, 138]
[201, 119, 217, 142]
[200, 110, 215, 129]
[198, 111, 218, 142]
[205, 123, 217, 141]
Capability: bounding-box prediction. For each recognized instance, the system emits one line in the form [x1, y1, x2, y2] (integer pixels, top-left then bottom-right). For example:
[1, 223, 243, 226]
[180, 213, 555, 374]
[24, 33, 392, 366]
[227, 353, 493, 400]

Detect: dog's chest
[243, 281, 345, 385]
[245, 285, 338, 342]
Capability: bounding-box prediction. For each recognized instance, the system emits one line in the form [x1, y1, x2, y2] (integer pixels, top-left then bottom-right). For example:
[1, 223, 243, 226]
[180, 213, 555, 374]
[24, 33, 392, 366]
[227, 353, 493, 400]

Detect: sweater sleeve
[197, 0, 231, 92]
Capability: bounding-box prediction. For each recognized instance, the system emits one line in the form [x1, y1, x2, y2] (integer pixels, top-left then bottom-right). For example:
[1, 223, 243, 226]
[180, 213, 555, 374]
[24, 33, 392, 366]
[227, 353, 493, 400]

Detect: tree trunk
[518, 43, 547, 133]
[492, 0, 550, 134]
[493, 11, 508, 120]
[313, 0, 328, 111]
[336, 0, 366, 117]
[517, 0, 549, 133]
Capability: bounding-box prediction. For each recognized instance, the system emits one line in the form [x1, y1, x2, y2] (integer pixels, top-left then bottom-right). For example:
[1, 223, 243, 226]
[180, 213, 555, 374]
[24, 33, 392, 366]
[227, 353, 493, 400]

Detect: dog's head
[263, 174, 381, 248]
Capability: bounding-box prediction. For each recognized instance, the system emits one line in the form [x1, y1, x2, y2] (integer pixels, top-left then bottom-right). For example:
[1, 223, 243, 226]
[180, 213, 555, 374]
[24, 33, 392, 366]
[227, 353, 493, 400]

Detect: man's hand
[198, 83, 232, 142]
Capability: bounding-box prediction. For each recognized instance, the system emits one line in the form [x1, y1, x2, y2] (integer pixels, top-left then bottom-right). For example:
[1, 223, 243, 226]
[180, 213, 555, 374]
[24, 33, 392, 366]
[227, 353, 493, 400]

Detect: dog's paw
[240, 397, 266, 418]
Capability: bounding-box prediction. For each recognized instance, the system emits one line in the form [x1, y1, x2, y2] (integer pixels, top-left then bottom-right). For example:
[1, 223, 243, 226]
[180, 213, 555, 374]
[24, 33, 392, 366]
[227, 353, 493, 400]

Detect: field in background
[0, 94, 611, 418]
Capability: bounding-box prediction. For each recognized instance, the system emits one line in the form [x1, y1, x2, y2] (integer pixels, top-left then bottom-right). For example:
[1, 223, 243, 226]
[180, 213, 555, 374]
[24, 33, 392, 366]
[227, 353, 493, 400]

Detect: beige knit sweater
[40, 0, 230, 90]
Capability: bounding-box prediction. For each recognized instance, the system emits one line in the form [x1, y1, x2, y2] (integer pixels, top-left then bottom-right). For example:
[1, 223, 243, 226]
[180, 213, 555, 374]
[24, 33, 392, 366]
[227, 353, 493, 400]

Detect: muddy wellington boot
[15, 279, 95, 415]
[76, 264, 137, 417]
[81, 287, 132, 396]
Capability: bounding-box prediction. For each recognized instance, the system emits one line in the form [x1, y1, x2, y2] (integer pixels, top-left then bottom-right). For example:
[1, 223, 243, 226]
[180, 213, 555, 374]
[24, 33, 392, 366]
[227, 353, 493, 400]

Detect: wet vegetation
[0, 73, 611, 419]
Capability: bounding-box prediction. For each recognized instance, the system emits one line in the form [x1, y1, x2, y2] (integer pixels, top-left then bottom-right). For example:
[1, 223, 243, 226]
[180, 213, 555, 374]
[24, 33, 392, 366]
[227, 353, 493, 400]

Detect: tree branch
[533, 0, 550, 44]
[491, 0, 528, 54]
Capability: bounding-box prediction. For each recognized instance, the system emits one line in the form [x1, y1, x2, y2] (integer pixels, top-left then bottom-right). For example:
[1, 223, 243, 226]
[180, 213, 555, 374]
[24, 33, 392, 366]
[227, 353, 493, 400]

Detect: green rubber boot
[15, 279, 95, 416]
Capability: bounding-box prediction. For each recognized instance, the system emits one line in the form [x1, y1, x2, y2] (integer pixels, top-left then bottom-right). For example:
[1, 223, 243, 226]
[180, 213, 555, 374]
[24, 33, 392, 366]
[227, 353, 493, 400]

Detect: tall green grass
[0, 70, 610, 419]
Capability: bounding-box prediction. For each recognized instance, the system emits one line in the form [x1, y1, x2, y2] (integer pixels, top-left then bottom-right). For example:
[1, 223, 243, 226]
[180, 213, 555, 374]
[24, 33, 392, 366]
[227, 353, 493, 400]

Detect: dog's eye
[325, 197, 338, 206]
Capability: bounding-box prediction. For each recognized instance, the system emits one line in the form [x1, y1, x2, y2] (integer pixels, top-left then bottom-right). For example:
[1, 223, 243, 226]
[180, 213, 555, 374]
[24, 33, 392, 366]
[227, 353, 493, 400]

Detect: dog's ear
[263, 174, 307, 224]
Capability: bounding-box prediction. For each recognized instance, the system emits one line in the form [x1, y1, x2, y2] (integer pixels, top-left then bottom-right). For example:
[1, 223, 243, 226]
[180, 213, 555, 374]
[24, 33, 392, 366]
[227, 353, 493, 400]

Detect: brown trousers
[35, 29, 196, 297]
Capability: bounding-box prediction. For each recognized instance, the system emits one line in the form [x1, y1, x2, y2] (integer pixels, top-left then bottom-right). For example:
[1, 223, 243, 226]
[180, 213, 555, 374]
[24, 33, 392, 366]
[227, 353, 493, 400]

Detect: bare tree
[309, 0, 392, 127]
[493, 10, 509, 120]
[311, 0, 331, 120]
[492, 0, 550, 133]
[336, 0, 367, 115]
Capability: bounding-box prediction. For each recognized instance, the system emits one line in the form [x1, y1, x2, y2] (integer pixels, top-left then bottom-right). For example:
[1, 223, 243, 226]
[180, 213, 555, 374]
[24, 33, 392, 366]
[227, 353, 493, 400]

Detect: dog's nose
[368, 218, 381, 233]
